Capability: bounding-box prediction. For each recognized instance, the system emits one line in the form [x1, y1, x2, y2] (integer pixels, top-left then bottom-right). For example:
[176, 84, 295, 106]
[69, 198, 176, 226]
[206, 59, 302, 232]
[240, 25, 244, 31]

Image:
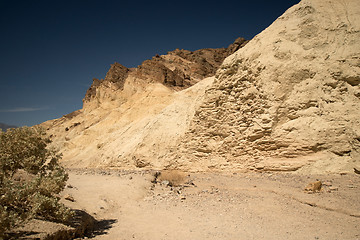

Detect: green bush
[0, 127, 73, 236]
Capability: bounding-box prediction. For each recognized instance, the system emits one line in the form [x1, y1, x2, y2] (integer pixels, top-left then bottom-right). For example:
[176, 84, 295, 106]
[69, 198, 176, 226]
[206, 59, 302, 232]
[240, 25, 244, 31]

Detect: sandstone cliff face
[170, 0, 360, 173]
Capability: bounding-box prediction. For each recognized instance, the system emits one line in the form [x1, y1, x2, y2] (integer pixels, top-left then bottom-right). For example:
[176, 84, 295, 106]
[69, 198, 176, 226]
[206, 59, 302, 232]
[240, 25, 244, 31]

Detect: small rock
[185, 180, 196, 186]
[329, 186, 338, 191]
[161, 180, 170, 186]
[322, 182, 332, 186]
[304, 181, 322, 193]
[64, 194, 75, 202]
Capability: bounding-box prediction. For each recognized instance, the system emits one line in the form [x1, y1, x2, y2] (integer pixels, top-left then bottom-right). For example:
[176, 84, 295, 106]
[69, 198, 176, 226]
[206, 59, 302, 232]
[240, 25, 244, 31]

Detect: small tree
[0, 127, 73, 236]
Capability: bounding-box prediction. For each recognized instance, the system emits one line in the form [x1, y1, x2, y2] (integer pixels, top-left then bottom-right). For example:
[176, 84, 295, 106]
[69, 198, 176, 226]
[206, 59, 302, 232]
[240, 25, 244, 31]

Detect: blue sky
[0, 0, 299, 126]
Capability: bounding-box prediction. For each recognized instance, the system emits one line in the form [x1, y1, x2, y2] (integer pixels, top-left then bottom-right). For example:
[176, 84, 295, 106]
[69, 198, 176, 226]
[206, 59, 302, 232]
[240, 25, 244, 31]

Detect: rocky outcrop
[83, 38, 248, 107]
[135, 58, 187, 88]
[84, 63, 130, 103]
[169, 0, 360, 173]
[226, 37, 248, 55]
[135, 37, 248, 89]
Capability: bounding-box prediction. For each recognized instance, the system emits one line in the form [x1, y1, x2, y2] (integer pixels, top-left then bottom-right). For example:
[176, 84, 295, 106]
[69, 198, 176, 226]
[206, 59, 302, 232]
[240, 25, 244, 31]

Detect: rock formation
[169, 0, 360, 173]
[43, 0, 359, 174]
[84, 62, 130, 103]
[42, 38, 248, 169]
[80, 37, 247, 111]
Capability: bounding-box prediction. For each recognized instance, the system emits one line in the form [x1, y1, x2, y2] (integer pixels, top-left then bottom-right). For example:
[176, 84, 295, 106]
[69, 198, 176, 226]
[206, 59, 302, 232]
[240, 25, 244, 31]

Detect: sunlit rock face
[170, 0, 360, 173]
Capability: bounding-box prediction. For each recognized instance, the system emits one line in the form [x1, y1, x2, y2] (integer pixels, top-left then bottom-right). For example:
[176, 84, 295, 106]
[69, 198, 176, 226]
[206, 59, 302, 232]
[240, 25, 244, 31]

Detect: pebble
[322, 182, 332, 186]
[161, 180, 170, 186]
[64, 194, 75, 202]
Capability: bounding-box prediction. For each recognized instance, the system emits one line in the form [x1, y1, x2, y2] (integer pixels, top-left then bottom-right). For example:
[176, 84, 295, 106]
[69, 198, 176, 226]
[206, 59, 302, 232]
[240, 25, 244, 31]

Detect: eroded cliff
[168, 0, 360, 173]
[43, 0, 360, 174]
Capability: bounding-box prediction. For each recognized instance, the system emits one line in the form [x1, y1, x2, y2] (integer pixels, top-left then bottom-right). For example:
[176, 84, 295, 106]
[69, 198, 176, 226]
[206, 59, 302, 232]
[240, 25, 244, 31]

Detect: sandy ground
[59, 169, 360, 240]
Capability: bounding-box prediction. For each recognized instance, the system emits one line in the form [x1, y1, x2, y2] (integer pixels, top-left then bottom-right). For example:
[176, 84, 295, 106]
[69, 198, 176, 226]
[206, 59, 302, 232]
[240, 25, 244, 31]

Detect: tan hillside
[43, 0, 360, 174]
[42, 39, 248, 169]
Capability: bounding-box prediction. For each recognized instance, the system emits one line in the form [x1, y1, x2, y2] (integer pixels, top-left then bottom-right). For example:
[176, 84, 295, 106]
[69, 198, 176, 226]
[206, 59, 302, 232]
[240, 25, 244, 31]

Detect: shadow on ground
[71, 209, 117, 239]
[88, 219, 118, 238]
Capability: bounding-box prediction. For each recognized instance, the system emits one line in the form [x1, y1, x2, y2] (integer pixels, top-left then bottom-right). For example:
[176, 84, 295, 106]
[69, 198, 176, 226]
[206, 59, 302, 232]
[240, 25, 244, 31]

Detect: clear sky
[0, 0, 299, 127]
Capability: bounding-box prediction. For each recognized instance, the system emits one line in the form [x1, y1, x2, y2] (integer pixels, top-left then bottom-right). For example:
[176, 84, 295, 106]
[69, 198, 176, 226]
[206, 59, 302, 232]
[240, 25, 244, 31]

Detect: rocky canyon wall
[43, 0, 360, 174]
[168, 0, 360, 173]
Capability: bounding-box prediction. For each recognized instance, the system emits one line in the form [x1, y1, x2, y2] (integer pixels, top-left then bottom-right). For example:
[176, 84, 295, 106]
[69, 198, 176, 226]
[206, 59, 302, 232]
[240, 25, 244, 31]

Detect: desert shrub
[0, 127, 73, 236]
[158, 170, 187, 186]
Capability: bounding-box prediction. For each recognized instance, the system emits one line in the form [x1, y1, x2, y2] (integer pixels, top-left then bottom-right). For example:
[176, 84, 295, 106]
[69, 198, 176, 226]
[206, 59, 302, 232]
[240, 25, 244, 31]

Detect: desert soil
[59, 169, 360, 240]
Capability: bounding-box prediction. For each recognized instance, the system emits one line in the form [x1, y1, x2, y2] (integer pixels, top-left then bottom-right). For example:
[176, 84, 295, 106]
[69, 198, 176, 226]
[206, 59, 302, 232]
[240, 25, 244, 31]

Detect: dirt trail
[61, 169, 360, 240]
